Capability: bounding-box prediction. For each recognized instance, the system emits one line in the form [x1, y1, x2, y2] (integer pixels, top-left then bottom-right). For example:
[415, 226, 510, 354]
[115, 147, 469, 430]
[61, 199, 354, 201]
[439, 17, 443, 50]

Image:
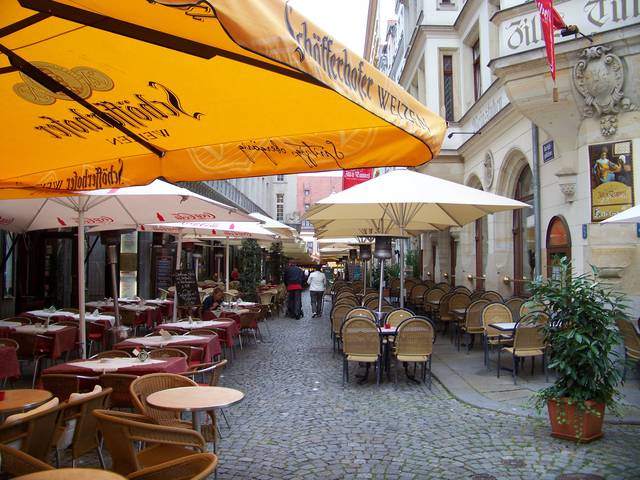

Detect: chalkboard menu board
[155, 256, 173, 291]
[175, 270, 201, 307]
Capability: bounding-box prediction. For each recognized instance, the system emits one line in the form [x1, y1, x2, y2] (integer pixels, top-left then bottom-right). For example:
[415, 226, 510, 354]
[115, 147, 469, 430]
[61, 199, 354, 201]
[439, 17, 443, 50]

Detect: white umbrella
[93, 220, 276, 320]
[249, 212, 297, 239]
[0, 180, 252, 357]
[602, 205, 640, 223]
[306, 170, 528, 308]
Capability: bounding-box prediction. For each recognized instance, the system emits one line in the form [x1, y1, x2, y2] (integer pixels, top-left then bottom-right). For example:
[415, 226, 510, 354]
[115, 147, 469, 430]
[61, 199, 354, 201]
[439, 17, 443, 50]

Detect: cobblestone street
[212, 293, 640, 480]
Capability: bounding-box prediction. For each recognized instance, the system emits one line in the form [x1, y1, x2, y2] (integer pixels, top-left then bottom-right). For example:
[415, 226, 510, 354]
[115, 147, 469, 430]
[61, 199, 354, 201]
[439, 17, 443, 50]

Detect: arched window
[546, 216, 571, 280]
[513, 166, 534, 296]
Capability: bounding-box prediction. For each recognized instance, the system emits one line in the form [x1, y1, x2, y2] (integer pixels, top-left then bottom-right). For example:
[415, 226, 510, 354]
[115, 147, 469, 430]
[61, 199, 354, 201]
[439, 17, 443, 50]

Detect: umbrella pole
[77, 209, 87, 359]
[399, 233, 405, 308]
[172, 234, 183, 322]
[378, 258, 385, 314]
[225, 237, 230, 292]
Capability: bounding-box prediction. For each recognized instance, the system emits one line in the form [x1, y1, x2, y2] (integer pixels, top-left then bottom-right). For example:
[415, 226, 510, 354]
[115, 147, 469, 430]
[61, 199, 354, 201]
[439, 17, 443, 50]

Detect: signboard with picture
[589, 141, 634, 222]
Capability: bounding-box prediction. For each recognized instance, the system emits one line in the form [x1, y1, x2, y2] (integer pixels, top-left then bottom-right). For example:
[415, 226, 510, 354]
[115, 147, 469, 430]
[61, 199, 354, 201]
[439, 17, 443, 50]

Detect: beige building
[366, 0, 640, 314]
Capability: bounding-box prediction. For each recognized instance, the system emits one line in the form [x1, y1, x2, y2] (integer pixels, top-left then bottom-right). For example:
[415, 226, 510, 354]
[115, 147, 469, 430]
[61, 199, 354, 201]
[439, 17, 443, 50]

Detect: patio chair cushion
[503, 346, 544, 357]
[5, 398, 59, 424]
[396, 354, 429, 363]
[346, 354, 378, 363]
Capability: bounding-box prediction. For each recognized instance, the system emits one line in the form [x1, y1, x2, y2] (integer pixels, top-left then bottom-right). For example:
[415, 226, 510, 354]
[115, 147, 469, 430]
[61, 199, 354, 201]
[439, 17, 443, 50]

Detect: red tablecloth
[0, 346, 20, 379]
[11, 326, 77, 360]
[153, 321, 238, 350]
[114, 335, 221, 363]
[42, 356, 188, 376]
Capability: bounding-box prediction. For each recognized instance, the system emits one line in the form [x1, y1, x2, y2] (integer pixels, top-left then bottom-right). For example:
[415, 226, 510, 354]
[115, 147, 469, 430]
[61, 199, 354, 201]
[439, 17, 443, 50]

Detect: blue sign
[543, 141, 554, 162]
[582, 224, 588, 239]
[637, 223, 640, 238]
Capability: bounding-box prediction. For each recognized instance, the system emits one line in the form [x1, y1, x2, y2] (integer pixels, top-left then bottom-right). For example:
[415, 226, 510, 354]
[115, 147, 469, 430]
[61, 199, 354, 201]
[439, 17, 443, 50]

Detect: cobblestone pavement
[212, 292, 640, 480]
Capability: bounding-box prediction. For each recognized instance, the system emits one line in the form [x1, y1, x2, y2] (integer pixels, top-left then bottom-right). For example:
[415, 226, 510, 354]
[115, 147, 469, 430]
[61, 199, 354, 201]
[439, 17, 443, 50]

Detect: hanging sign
[342, 168, 374, 190]
[589, 140, 634, 222]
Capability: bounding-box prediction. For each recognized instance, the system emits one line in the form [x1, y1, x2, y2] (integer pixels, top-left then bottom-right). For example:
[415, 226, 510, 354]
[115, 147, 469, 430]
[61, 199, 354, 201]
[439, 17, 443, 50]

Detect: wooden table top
[147, 386, 244, 412]
[16, 468, 126, 479]
[0, 389, 52, 413]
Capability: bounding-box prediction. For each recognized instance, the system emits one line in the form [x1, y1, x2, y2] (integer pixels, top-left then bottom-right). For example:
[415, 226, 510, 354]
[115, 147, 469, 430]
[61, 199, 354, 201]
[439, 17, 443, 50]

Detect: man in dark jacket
[283, 261, 305, 319]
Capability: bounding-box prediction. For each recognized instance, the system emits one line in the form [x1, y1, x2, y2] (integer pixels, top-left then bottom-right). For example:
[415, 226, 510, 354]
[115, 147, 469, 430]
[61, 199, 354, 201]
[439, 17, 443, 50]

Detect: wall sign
[589, 140, 634, 222]
[543, 141, 554, 163]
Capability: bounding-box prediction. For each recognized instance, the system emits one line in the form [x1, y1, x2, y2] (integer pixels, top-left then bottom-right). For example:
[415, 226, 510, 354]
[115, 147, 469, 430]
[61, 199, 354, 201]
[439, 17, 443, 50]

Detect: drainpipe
[531, 123, 542, 277]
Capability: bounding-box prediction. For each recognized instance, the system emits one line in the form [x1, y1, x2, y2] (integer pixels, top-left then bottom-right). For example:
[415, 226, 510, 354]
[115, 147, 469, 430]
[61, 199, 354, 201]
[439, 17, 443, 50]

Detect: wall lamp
[447, 131, 481, 139]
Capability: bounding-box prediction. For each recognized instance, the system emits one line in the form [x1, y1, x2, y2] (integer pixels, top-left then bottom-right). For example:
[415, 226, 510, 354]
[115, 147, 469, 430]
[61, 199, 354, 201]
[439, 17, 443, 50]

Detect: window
[546, 216, 571, 280]
[472, 40, 481, 101]
[276, 193, 284, 221]
[513, 166, 534, 296]
[304, 189, 310, 196]
[442, 55, 454, 122]
[276, 175, 284, 182]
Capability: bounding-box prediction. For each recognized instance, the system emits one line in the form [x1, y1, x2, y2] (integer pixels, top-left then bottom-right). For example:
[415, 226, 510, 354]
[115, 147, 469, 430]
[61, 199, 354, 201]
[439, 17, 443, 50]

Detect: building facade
[366, 0, 640, 315]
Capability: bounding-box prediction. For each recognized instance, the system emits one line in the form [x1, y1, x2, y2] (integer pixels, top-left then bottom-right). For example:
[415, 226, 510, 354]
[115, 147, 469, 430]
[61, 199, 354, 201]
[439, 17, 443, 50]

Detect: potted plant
[528, 257, 626, 442]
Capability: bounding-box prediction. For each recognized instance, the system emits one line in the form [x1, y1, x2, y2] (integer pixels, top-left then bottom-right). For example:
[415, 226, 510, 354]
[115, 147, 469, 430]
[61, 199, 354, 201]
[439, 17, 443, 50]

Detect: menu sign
[175, 270, 201, 307]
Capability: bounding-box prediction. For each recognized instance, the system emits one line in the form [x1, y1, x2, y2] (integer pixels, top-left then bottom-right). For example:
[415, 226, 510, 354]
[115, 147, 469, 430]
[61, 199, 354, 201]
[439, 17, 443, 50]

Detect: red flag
[536, 0, 566, 82]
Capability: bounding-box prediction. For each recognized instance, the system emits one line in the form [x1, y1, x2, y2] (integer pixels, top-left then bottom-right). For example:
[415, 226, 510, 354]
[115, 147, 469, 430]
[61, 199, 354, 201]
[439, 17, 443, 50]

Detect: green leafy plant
[405, 249, 421, 279]
[371, 260, 400, 289]
[529, 257, 625, 414]
[239, 239, 262, 301]
[268, 242, 285, 284]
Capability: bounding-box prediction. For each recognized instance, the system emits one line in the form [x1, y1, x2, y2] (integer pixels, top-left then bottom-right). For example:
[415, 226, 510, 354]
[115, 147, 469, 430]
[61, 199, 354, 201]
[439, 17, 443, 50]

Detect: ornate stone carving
[555, 167, 577, 203]
[483, 151, 494, 190]
[573, 45, 636, 137]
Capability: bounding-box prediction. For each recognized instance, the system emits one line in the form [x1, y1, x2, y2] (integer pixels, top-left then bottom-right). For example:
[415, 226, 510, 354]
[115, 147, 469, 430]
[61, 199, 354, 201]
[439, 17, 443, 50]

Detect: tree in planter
[529, 257, 626, 442]
[405, 249, 421, 279]
[239, 239, 262, 302]
[268, 242, 285, 284]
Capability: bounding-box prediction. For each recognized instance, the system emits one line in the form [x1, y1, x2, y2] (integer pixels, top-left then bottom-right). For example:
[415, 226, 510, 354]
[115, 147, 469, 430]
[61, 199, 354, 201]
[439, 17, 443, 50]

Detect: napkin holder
[132, 347, 149, 362]
[159, 329, 172, 339]
[92, 309, 100, 316]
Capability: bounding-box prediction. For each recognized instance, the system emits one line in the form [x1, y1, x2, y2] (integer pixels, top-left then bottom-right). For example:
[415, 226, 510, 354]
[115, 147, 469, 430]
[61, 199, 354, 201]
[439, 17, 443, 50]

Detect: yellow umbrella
[0, 0, 445, 192]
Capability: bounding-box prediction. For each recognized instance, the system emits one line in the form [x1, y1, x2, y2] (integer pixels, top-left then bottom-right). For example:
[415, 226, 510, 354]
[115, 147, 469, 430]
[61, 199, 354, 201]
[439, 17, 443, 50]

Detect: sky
[288, 0, 370, 55]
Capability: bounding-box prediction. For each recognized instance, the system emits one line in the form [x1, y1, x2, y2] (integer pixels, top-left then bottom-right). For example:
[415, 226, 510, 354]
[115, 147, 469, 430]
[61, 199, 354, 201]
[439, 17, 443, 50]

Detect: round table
[16, 468, 125, 479]
[0, 389, 52, 414]
[146, 386, 244, 431]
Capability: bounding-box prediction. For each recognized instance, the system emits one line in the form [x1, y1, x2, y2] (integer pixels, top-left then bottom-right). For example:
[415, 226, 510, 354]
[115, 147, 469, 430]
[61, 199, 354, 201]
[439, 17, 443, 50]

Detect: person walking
[284, 261, 305, 319]
[307, 265, 326, 318]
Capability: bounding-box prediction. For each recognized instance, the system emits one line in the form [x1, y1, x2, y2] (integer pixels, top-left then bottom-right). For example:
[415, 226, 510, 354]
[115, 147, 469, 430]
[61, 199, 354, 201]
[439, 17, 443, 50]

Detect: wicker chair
[334, 298, 358, 309]
[180, 359, 230, 429]
[505, 297, 527, 322]
[447, 292, 472, 337]
[126, 452, 218, 480]
[0, 444, 54, 477]
[12, 332, 55, 388]
[346, 307, 376, 322]
[393, 316, 436, 388]
[330, 304, 352, 353]
[0, 337, 19, 350]
[458, 300, 489, 353]
[385, 308, 415, 327]
[519, 300, 545, 318]
[364, 297, 390, 310]
[436, 292, 454, 331]
[482, 303, 514, 369]
[40, 374, 98, 402]
[470, 290, 485, 301]
[101, 373, 139, 409]
[361, 292, 379, 307]
[91, 349, 132, 359]
[5, 316, 32, 325]
[481, 290, 504, 303]
[389, 278, 401, 302]
[129, 373, 196, 428]
[148, 348, 188, 360]
[92, 409, 214, 478]
[422, 288, 445, 319]
[498, 315, 547, 384]
[616, 318, 640, 381]
[434, 282, 451, 292]
[0, 400, 63, 462]
[169, 345, 206, 367]
[54, 387, 112, 467]
[452, 286, 471, 294]
[341, 317, 381, 386]
[407, 285, 428, 311]
[380, 304, 394, 313]
[239, 311, 262, 344]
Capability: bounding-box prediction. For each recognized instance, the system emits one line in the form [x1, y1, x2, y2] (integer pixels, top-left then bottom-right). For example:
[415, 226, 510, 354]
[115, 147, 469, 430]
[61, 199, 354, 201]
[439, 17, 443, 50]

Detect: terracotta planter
[547, 398, 606, 442]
